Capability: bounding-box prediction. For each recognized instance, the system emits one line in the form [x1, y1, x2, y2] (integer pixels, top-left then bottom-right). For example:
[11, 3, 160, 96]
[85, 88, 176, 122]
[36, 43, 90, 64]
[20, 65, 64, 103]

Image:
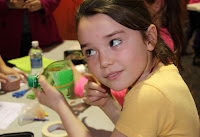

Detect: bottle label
[31, 57, 43, 68]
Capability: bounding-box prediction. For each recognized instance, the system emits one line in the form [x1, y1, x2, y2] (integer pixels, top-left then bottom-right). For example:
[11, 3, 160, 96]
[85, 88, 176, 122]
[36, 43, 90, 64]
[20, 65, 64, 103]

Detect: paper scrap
[0, 102, 24, 129]
[8, 56, 55, 74]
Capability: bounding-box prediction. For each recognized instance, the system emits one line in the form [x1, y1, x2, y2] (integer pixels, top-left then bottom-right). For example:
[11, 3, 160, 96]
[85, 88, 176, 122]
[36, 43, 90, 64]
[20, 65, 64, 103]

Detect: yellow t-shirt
[115, 63, 199, 137]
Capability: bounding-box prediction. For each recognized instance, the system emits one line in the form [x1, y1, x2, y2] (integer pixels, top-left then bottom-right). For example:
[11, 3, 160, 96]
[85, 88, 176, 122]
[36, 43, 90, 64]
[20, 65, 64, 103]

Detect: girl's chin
[101, 80, 128, 91]
[109, 85, 127, 92]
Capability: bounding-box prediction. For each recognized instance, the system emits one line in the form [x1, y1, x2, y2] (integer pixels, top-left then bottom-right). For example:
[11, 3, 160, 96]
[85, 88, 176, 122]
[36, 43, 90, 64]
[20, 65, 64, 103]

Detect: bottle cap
[28, 75, 38, 88]
[32, 41, 39, 48]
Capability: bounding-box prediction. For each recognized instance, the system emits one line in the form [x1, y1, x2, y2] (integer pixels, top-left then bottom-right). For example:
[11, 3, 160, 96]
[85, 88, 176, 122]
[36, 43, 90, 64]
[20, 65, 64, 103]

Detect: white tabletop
[43, 40, 82, 61]
[0, 40, 114, 137]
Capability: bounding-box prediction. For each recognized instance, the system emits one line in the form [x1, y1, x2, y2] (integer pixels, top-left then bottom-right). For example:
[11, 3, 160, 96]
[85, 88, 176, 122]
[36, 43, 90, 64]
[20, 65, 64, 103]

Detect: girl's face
[78, 14, 156, 91]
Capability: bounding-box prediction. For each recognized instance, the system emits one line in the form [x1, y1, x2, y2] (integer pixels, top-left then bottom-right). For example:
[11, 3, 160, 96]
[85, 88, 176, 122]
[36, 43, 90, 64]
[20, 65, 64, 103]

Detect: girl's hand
[23, 0, 43, 12]
[83, 74, 121, 124]
[83, 73, 110, 107]
[34, 75, 66, 112]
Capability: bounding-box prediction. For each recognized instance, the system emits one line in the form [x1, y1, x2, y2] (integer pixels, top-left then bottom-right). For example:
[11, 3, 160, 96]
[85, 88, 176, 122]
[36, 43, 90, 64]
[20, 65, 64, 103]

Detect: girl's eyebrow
[80, 30, 124, 49]
[104, 30, 124, 38]
[80, 43, 87, 49]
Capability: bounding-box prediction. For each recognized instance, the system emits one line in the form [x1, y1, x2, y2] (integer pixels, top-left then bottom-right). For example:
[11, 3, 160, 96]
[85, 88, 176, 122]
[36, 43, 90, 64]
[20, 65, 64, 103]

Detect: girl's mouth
[106, 71, 122, 80]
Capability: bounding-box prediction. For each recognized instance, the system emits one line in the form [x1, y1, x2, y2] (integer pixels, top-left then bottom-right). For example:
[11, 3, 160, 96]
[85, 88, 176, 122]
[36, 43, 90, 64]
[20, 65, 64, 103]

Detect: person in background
[184, 0, 200, 54]
[0, 56, 27, 83]
[34, 0, 199, 136]
[146, 0, 185, 66]
[73, 0, 185, 106]
[0, 0, 62, 65]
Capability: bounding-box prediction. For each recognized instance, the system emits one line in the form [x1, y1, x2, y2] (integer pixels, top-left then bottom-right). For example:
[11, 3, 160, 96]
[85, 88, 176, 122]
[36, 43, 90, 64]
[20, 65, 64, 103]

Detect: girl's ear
[146, 24, 157, 51]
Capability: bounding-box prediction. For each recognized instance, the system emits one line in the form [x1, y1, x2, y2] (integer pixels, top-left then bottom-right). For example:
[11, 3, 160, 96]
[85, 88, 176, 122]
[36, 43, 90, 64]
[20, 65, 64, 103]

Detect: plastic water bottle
[27, 60, 74, 98]
[29, 41, 43, 75]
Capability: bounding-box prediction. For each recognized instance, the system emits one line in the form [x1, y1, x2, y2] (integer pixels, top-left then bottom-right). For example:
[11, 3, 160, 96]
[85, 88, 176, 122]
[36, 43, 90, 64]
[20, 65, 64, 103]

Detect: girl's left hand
[34, 75, 66, 112]
[23, 0, 43, 12]
[83, 73, 109, 107]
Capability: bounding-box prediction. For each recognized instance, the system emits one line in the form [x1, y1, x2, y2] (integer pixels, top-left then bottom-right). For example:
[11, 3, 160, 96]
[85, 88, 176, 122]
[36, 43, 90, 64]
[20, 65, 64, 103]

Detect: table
[0, 40, 115, 137]
[187, 3, 200, 12]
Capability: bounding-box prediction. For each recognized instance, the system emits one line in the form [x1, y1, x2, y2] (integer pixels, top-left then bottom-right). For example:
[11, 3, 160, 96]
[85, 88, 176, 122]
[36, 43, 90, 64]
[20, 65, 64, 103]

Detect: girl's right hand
[83, 73, 110, 107]
[34, 75, 66, 112]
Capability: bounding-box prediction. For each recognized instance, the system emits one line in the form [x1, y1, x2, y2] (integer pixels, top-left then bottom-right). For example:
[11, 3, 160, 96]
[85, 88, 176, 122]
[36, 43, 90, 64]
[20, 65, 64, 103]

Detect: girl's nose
[99, 51, 114, 68]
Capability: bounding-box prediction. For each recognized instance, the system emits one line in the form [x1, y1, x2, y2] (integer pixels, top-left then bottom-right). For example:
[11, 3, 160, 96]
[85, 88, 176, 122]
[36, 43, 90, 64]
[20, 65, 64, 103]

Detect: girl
[35, 0, 199, 136]
[74, 0, 185, 106]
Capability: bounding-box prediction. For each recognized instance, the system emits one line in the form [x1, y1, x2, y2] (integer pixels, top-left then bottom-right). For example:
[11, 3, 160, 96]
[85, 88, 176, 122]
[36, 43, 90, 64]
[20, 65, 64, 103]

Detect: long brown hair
[145, 0, 185, 68]
[75, 0, 177, 66]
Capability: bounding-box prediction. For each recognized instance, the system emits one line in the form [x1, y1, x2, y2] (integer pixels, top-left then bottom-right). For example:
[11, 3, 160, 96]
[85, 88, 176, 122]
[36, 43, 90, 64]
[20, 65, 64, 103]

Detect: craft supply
[23, 118, 49, 121]
[42, 121, 68, 137]
[28, 60, 74, 98]
[18, 101, 46, 126]
[12, 88, 30, 98]
[26, 91, 36, 99]
[1, 75, 20, 92]
[0, 102, 24, 130]
[33, 118, 49, 121]
[8, 56, 55, 74]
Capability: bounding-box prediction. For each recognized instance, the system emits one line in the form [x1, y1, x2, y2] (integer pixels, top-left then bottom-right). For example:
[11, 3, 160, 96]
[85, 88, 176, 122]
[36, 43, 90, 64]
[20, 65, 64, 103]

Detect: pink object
[74, 75, 126, 106]
[111, 89, 126, 106]
[74, 76, 87, 97]
[160, 28, 174, 52]
[188, 0, 200, 4]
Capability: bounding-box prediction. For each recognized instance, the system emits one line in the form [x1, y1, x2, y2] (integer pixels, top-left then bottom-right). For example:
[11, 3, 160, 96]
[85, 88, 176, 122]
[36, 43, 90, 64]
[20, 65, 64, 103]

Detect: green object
[8, 56, 55, 74]
[28, 60, 74, 98]
[26, 91, 36, 99]
[27, 75, 39, 88]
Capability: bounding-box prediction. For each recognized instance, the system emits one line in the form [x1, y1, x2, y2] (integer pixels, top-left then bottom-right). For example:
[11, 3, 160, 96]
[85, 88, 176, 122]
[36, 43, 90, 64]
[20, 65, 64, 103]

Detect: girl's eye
[110, 39, 121, 47]
[85, 49, 97, 57]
